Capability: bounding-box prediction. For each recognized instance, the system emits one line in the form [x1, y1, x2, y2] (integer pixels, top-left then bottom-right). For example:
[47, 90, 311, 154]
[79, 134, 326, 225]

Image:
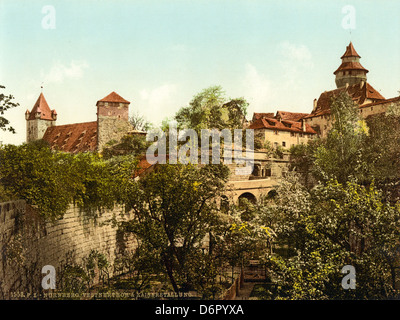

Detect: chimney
[301, 119, 306, 132]
[313, 99, 317, 111]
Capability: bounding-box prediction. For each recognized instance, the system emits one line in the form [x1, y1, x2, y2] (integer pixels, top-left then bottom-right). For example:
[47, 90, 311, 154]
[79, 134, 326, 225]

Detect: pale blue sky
[1, 0, 399, 145]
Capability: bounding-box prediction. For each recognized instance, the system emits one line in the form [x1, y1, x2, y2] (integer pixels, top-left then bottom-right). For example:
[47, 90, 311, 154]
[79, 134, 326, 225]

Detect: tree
[362, 107, 400, 202]
[129, 112, 152, 132]
[102, 134, 150, 160]
[174, 86, 248, 132]
[289, 140, 322, 188]
[264, 173, 400, 299]
[0, 85, 19, 133]
[313, 92, 367, 184]
[119, 163, 230, 296]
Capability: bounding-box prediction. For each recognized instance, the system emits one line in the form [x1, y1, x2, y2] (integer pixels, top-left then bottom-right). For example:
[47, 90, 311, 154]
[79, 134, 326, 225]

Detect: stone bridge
[226, 178, 280, 204]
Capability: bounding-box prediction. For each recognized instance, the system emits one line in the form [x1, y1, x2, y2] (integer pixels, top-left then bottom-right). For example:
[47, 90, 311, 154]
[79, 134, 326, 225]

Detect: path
[234, 282, 257, 300]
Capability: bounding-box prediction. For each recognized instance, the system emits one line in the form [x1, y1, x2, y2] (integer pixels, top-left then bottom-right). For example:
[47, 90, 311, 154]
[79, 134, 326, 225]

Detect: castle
[25, 91, 134, 153]
[249, 42, 400, 147]
[25, 42, 400, 157]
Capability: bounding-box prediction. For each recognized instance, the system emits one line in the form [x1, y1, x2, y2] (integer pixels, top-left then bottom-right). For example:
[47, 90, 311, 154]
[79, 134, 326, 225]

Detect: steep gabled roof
[305, 82, 386, 118]
[42, 121, 98, 153]
[341, 42, 361, 59]
[276, 111, 309, 122]
[252, 112, 275, 121]
[249, 117, 317, 134]
[27, 93, 56, 121]
[97, 91, 130, 104]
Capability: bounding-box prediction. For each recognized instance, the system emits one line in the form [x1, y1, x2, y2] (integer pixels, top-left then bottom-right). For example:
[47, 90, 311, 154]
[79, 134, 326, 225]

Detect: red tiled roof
[134, 156, 156, 178]
[249, 117, 317, 134]
[42, 121, 98, 153]
[341, 42, 361, 59]
[27, 93, 56, 121]
[305, 82, 385, 118]
[276, 111, 309, 121]
[360, 95, 400, 109]
[252, 112, 275, 121]
[97, 91, 130, 104]
[334, 61, 368, 75]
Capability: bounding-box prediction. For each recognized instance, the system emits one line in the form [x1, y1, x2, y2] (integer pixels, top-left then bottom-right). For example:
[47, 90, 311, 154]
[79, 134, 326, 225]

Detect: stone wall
[26, 118, 56, 143]
[0, 200, 134, 299]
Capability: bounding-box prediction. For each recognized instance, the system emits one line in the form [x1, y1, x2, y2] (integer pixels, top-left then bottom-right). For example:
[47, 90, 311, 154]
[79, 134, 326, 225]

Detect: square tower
[96, 91, 131, 151]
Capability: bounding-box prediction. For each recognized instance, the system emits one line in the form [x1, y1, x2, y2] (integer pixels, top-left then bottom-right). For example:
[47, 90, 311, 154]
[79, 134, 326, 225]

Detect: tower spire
[334, 42, 368, 88]
[25, 91, 57, 143]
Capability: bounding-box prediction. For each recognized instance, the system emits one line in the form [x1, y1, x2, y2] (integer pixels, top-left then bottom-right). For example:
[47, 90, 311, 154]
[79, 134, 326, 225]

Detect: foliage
[102, 134, 150, 160]
[60, 250, 109, 297]
[0, 85, 19, 134]
[129, 112, 152, 132]
[289, 139, 322, 188]
[174, 86, 248, 133]
[0, 141, 136, 219]
[119, 163, 231, 296]
[265, 173, 400, 299]
[362, 111, 400, 201]
[112, 244, 160, 293]
[313, 92, 367, 184]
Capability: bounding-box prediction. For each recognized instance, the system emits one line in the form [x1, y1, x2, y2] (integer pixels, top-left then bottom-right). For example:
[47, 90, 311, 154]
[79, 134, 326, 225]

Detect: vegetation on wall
[0, 140, 137, 220]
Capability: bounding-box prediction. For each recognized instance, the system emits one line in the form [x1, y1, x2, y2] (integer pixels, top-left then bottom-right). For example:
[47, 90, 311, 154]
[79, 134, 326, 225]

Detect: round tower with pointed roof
[25, 92, 57, 143]
[96, 91, 131, 151]
[334, 42, 369, 88]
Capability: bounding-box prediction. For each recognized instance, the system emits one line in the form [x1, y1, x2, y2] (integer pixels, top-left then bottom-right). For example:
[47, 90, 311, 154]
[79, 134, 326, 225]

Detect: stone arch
[238, 192, 257, 206]
[267, 189, 277, 199]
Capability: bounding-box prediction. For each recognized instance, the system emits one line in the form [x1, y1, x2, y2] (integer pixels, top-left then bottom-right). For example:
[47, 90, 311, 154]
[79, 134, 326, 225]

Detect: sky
[1, 0, 399, 145]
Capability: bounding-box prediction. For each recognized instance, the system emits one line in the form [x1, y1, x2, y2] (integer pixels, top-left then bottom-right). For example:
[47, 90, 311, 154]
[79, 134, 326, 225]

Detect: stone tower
[25, 93, 57, 143]
[96, 91, 131, 151]
[334, 42, 369, 88]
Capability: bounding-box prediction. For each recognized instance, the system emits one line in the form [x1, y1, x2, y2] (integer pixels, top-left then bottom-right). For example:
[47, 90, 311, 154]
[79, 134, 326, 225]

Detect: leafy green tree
[362, 108, 400, 202]
[175, 86, 248, 132]
[119, 163, 230, 296]
[102, 134, 150, 160]
[265, 173, 400, 299]
[313, 92, 367, 184]
[0, 85, 19, 134]
[289, 139, 322, 188]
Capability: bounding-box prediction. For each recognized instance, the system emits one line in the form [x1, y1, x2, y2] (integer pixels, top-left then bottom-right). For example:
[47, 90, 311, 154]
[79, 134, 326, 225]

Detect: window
[274, 130, 278, 135]
[282, 141, 286, 147]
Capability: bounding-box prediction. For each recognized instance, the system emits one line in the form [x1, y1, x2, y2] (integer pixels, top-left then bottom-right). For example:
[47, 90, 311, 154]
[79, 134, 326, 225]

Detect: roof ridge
[97, 91, 130, 104]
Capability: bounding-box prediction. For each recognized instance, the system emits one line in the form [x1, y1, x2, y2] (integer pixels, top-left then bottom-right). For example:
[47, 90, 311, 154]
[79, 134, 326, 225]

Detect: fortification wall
[0, 200, 133, 299]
